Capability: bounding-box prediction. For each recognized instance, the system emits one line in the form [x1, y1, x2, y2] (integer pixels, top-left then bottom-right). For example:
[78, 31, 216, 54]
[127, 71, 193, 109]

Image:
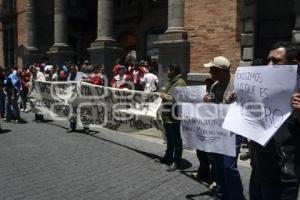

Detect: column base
[26, 48, 41, 65]
[292, 30, 300, 43]
[47, 45, 75, 66]
[88, 40, 124, 82]
[17, 46, 41, 67]
[155, 32, 190, 90]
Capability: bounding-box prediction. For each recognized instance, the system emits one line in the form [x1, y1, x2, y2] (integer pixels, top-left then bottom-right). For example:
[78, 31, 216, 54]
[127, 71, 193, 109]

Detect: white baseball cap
[204, 56, 231, 70]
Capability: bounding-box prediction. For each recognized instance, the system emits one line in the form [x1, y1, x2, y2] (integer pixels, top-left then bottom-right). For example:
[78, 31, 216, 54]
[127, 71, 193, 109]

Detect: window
[3, 24, 16, 67]
[4, 0, 16, 10]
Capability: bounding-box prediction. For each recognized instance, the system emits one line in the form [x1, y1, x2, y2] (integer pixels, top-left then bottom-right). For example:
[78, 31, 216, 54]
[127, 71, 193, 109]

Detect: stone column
[240, 0, 255, 66]
[166, 0, 185, 33]
[155, 0, 189, 89]
[88, 0, 123, 82]
[96, 0, 114, 41]
[292, 1, 300, 43]
[53, 0, 68, 45]
[24, 0, 40, 65]
[48, 0, 74, 66]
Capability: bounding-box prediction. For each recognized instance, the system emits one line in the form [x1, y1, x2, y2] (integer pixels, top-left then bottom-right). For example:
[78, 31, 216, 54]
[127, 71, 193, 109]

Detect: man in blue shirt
[4, 68, 23, 123]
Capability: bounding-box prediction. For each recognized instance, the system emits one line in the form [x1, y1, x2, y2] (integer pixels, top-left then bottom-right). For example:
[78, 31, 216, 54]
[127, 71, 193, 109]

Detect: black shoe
[191, 172, 210, 183]
[154, 158, 171, 165]
[166, 163, 177, 172]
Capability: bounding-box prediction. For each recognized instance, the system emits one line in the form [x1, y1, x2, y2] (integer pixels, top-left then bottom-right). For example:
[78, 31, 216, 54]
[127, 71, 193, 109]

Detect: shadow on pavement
[181, 170, 210, 187]
[45, 120, 193, 170]
[0, 129, 11, 134]
[72, 130, 99, 135]
[45, 122, 69, 130]
[185, 191, 215, 200]
[133, 149, 193, 170]
[41, 119, 54, 123]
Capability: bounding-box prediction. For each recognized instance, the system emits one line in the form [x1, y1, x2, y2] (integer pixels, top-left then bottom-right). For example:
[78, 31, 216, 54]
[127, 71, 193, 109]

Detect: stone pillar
[88, 0, 123, 82]
[240, 0, 255, 66]
[166, 0, 185, 33]
[155, 0, 189, 89]
[24, 0, 40, 65]
[96, 0, 114, 41]
[48, 0, 74, 66]
[292, 1, 300, 44]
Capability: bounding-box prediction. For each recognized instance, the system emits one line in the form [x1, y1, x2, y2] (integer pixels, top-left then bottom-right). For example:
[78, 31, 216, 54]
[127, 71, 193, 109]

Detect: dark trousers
[196, 150, 215, 182]
[6, 94, 20, 119]
[250, 170, 300, 200]
[210, 136, 245, 200]
[0, 91, 5, 114]
[163, 123, 182, 164]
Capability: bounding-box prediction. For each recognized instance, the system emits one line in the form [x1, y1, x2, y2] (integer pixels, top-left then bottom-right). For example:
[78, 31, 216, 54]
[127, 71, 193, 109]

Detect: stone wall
[0, 0, 4, 66]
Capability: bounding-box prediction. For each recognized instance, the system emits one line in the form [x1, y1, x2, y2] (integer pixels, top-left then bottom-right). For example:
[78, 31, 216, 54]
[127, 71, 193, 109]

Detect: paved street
[0, 112, 252, 200]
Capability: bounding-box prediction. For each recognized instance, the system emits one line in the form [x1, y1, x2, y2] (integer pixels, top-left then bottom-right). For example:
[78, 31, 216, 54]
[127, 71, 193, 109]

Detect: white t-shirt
[44, 65, 53, 72]
[143, 73, 158, 92]
[36, 71, 45, 81]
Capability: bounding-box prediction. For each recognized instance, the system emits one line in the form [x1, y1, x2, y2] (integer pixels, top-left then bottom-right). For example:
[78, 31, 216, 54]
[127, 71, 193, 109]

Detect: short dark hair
[270, 42, 299, 64]
[168, 63, 181, 76]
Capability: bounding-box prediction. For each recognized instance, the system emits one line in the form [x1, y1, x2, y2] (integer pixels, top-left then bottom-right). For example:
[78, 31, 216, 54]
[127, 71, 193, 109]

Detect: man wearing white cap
[202, 56, 245, 200]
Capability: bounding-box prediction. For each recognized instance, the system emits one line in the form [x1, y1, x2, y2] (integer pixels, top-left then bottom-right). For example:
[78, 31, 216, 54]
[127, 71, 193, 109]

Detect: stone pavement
[0, 112, 252, 200]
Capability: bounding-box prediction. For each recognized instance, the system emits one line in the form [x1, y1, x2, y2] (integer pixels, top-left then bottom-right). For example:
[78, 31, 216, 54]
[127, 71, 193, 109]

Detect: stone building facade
[0, 0, 299, 87]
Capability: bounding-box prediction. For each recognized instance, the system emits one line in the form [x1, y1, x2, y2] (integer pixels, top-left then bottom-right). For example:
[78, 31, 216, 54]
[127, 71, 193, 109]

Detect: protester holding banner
[128, 61, 146, 91]
[28, 65, 45, 122]
[142, 64, 159, 92]
[249, 42, 300, 200]
[203, 56, 245, 200]
[192, 78, 216, 185]
[111, 66, 132, 89]
[159, 64, 187, 171]
[67, 64, 88, 132]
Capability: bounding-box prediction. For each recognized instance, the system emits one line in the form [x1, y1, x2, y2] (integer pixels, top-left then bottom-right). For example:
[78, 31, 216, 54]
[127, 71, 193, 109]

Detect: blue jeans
[6, 94, 20, 119]
[163, 123, 182, 164]
[210, 135, 245, 200]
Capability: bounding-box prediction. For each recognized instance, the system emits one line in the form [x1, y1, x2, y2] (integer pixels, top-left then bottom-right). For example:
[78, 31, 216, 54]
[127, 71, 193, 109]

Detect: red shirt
[90, 74, 103, 86]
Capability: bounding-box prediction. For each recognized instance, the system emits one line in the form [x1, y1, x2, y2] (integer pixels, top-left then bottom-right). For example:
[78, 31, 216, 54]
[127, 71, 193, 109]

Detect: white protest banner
[180, 103, 236, 157]
[29, 81, 162, 132]
[222, 65, 298, 146]
[172, 86, 207, 103]
[172, 85, 207, 119]
[173, 86, 236, 156]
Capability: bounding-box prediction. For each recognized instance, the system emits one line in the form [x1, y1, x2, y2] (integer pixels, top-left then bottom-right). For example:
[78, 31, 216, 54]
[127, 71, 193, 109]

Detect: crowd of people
[1, 42, 300, 200]
[0, 52, 159, 125]
[158, 41, 300, 200]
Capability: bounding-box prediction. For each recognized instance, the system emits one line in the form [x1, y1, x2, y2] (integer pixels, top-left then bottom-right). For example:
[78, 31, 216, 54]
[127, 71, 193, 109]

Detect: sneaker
[14, 118, 26, 124]
[166, 163, 177, 172]
[209, 182, 217, 191]
[3, 118, 12, 123]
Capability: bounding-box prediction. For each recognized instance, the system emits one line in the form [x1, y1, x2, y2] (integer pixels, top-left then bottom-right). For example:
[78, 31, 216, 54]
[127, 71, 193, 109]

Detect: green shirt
[161, 74, 187, 123]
